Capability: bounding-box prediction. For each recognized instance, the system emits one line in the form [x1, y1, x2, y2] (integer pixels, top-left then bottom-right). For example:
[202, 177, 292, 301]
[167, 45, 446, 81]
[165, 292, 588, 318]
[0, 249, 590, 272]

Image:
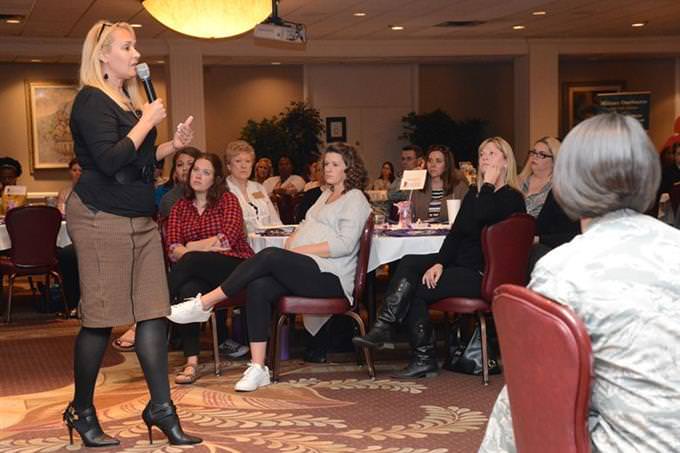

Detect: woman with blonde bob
[480, 113, 680, 452]
[354, 137, 525, 379]
[518, 136, 561, 217]
[224, 140, 281, 233]
[64, 20, 200, 447]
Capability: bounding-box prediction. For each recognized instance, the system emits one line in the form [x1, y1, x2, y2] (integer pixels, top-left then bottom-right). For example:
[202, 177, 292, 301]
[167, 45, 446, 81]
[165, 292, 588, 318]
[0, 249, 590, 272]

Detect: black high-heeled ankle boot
[62, 402, 120, 448]
[141, 401, 202, 445]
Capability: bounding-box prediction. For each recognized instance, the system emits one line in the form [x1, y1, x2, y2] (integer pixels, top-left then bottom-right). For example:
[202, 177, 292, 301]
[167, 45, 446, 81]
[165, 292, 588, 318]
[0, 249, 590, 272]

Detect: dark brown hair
[322, 142, 368, 193]
[184, 152, 227, 208]
[424, 144, 464, 196]
[378, 161, 395, 183]
[163, 146, 202, 189]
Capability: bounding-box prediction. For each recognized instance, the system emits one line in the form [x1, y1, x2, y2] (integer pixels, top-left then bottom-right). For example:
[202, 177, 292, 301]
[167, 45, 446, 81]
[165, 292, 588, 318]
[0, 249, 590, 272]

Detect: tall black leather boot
[352, 278, 412, 350]
[392, 319, 439, 379]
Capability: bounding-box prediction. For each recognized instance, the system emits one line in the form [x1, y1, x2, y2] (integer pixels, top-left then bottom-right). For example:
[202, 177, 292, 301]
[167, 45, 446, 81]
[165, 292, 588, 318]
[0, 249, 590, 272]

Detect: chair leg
[210, 313, 221, 376]
[479, 312, 489, 386]
[271, 314, 287, 383]
[28, 276, 37, 300]
[5, 274, 15, 324]
[51, 271, 70, 319]
[345, 311, 375, 379]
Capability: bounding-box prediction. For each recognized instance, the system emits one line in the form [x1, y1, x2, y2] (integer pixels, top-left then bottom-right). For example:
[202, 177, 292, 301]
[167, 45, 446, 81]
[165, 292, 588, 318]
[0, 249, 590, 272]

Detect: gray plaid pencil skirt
[65, 192, 170, 328]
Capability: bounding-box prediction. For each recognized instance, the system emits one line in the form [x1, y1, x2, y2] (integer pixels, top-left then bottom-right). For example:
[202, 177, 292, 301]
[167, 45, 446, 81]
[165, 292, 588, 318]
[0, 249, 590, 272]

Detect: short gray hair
[554, 113, 660, 219]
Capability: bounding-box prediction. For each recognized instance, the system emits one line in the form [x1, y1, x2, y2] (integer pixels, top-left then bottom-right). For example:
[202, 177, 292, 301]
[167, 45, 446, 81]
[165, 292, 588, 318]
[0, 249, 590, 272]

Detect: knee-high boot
[392, 303, 438, 379]
[352, 278, 412, 350]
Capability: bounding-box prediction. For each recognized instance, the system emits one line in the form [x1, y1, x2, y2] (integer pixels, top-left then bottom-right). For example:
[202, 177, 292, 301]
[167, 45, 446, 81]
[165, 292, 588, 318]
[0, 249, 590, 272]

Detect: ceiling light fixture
[631, 21, 647, 28]
[512, 25, 526, 30]
[142, 0, 271, 39]
[353, 12, 367, 17]
[130, 24, 142, 28]
[271, 61, 281, 65]
[5, 19, 22, 24]
[390, 25, 405, 31]
[30, 59, 42, 63]
[532, 11, 547, 16]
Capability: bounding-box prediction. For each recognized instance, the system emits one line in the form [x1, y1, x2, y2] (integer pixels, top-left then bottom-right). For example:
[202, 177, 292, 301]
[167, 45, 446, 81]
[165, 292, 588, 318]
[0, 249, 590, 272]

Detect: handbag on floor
[443, 317, 502, 375]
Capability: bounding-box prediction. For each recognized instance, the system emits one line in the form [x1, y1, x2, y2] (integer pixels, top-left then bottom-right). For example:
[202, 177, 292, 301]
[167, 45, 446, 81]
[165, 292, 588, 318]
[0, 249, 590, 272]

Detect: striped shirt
[428, 188, 445, 219]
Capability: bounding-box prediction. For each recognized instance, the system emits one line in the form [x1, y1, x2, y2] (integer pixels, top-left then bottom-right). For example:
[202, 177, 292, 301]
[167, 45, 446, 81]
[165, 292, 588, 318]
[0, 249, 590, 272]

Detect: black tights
[73, 318, 170, 411]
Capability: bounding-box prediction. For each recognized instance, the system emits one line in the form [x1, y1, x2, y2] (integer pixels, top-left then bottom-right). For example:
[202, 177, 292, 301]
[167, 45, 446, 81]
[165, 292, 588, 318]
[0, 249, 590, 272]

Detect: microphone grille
[135, 63, 151, 80]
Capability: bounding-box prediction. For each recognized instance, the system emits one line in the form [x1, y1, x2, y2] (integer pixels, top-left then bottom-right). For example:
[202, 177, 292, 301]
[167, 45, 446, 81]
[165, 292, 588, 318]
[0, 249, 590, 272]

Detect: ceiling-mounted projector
[254, 0, 306, 44]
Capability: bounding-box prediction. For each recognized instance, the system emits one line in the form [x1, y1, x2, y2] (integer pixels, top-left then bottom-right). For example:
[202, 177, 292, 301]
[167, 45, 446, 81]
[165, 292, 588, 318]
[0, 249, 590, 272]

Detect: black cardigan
[536, 190, 580, 249]
[70, 86, 158, 217]
[435, 183, 526, 272]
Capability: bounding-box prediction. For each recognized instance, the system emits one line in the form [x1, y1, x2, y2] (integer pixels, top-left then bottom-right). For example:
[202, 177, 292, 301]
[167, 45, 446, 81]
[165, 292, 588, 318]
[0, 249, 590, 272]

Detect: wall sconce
[142, 0, 271, 39]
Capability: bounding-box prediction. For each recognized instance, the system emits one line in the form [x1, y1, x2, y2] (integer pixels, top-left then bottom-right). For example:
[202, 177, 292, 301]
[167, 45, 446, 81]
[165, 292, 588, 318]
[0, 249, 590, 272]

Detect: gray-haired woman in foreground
[479, 113, 680, 452]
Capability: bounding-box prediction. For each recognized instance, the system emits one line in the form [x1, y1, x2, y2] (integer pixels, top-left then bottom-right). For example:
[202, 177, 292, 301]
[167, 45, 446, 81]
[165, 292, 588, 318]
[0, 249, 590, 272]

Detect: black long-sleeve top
[536, 190, 580, 249]
[435, 183, 526, 272]
[70, 86, 158, 217]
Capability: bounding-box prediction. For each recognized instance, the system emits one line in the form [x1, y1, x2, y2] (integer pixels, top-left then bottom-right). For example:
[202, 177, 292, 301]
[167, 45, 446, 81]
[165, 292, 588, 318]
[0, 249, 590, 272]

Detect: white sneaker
[234, 363, 271, 392]
[167, 294, 212, 324]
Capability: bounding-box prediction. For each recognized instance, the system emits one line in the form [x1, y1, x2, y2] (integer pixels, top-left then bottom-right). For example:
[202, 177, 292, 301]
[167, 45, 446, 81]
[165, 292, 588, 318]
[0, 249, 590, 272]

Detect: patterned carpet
[0, 294, 503, 453]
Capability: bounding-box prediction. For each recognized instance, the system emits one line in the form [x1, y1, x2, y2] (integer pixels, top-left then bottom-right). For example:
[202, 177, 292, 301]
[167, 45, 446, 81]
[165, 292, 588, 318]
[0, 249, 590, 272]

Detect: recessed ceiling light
[532, 11, 547, 16]
[390, 25, 405, 31]
[5, 19, 22, 24]
[631, 21, 647, 28]
[513, 25, 526, 30]
[30, 59, 42, 63]
[154, 60, 165, 64]
[131, 24, 142, 28]
[353, 12, 367, 17]
[271, 61, 281, 65]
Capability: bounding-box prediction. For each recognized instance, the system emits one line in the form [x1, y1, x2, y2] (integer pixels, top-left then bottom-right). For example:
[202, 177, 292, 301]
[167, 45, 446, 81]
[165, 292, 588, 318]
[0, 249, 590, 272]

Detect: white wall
[305, 64, 418, 177]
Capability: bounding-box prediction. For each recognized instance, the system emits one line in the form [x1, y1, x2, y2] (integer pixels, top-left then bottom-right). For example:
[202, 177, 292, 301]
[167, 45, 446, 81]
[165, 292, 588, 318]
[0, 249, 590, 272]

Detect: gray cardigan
[412, 180, 469, 222]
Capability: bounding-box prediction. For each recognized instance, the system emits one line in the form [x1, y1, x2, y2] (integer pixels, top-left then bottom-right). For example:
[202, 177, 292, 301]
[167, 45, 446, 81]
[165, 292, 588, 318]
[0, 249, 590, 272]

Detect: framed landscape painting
[25, 81, 78, 170]
[562, 80, 625, 136]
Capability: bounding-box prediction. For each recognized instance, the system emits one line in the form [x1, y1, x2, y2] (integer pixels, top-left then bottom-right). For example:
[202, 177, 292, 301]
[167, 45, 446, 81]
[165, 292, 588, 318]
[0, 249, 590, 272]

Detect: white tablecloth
[248, 232, 445, 272]
[0, 221, 71, 251]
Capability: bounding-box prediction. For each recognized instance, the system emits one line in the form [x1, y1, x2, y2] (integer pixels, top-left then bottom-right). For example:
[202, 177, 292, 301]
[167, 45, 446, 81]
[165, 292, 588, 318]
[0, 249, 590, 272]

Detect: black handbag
[443, 316, 502, 375]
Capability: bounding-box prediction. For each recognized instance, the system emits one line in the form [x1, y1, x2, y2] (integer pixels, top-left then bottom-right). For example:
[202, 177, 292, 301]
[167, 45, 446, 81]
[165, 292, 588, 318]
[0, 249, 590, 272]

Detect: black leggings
[390, 254, 483, 328]
[220, 247, 344, 342]
[73, 318, 169, 411]
[167, 252, 244, 357]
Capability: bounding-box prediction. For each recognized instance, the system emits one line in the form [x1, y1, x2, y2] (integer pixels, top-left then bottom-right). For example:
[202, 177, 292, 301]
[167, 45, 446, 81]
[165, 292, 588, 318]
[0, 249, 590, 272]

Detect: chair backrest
[480, 213, 535, 302]
[276, 193, 304, 225]
[351, 214, 375, 307]
[493, 284, 592, 453]
[5, 205, 62, 267]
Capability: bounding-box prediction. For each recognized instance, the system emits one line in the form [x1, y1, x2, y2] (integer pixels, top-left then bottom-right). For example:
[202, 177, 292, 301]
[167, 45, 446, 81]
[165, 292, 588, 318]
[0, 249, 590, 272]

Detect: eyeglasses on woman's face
[528, 150, 553, 160]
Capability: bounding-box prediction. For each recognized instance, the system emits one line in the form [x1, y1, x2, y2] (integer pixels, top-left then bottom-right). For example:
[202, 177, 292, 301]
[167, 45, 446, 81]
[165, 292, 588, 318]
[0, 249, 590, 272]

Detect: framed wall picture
[25, 81, 78, 170]
[325, 116, 347, 143]
[561, 81, 625, 136]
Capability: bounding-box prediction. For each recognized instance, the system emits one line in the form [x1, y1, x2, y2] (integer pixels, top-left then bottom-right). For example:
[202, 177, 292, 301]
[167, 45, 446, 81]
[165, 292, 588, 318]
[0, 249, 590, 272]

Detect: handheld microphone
[135, 63, 156, 102]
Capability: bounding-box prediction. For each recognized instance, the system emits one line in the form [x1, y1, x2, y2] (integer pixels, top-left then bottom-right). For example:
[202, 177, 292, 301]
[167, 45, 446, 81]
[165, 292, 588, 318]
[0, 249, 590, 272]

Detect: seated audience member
[253, 157, 273, 184]
[168, 143, 371, 392]
[412, 145, 469, 223]
[57, 158, 82, 214]
[157, 147, 201, 218]
[296, 157, 326, 223]
[55, 158, 83, 314]
[225, 140, 281, 233]
[166, 153, 254, 384]
[370, 161, 395, 191]
[388, 145, 424, 203]
[660, 141, 680, 194]
[0, 157, 22, 192]
[518, 136, 561, 217]
[479, 113, 680, 452]
[303, 160, 322, 192]
[354, 137, 525, 378]
[263, 155, 305, 197]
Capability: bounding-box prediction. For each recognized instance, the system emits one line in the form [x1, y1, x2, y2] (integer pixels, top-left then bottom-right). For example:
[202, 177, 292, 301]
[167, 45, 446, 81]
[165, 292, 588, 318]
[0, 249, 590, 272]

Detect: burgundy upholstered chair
[493, 284, 593, 453]
[0, 205, 68, 323]
[670, 183, 680, 216]
[428, 213, 535, 384]
[269, 215, 376, 382]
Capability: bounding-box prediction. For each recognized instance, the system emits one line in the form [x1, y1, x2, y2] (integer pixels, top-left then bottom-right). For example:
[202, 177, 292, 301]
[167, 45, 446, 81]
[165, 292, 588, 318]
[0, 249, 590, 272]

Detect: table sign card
[447, 199, 461, 226]
[399, 169, 427, 191]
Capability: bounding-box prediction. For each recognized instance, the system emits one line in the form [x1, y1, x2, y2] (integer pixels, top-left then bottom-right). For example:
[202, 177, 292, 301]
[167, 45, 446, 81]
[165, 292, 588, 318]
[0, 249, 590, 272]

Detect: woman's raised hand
[173, 116, 194, 149]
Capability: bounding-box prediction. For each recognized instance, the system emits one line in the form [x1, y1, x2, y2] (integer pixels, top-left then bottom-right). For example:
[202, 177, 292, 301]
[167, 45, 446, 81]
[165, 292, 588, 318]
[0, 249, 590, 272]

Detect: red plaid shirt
[166, 192, 254, 262]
